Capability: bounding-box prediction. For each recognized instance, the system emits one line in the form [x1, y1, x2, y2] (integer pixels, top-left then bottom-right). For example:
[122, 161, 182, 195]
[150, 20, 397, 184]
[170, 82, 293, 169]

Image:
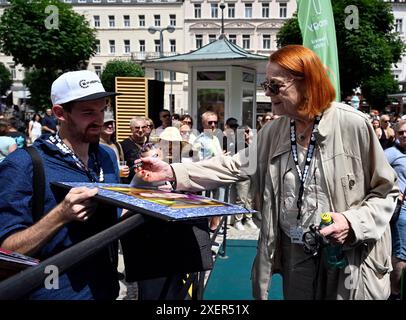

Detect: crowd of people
[0, 45, 405, 301]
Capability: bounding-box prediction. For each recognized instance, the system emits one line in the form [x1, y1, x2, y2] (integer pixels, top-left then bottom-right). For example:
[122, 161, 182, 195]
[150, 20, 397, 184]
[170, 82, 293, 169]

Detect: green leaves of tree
[101, 59, 145, 93]
[0, 0, 97, 109]
[0, 62, 12, 96]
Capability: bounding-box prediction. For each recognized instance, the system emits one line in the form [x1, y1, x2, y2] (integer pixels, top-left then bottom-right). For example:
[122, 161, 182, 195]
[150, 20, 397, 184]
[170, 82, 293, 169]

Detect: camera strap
[290, 114, 322, 222]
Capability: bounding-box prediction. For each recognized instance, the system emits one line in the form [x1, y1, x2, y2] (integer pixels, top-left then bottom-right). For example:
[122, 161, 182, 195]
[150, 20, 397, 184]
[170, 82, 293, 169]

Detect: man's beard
[83, 128, 102, 143]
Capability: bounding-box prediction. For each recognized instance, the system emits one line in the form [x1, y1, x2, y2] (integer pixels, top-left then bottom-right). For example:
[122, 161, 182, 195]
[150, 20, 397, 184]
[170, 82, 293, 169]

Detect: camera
[302, 224, 329, 256]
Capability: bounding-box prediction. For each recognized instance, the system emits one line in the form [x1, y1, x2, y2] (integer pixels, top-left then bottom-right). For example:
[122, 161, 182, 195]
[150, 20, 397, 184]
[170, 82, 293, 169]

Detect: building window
[10, 66, 16, 80]
[242, 35, 250, 49]
[95, 39, 100, 54]
[263, 34, 271, 49]
[396, 19, 403, 33]
[228, 4, 235, 18]
[194, 4, 201, 18]
[124, 40, 131, 54]
[123, 15, 130, 27]
[170, 14, 176, 27]
[154, 15, 161, 27]
[209, 34, 216, 43]
[94, 15, 100, 27]
[155, 39, 161, 53]
[262, 3, 269, 18]
[109, 40, 115, 54]
[139, 15, 145, 27]
[139, 40, 145, 52]
[155, 70, 163, 81]
[94, 65, 102, 78]
[229, 34, 236, 44]
[109, 15, 115, 28]
[211, 4, 218, 18]
[196, 34, 203, 48]
[170, 71, 176, 81]
[279, 3, 287, 18]
[245, 4, 252, 18]
[170, 39, 176, 52]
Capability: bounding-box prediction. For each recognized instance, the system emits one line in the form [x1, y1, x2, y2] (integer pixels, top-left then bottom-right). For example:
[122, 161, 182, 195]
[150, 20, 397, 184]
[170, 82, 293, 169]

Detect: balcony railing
[131, 51, 178, 60]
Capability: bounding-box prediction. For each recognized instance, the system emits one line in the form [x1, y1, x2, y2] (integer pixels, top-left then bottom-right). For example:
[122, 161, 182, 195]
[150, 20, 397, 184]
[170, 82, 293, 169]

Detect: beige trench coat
[171, 102, 399, 300]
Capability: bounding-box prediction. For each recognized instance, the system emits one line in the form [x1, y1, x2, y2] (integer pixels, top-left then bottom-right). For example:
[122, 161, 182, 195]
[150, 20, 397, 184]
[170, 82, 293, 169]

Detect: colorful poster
[103, 186, 227, 209]
[52, 182, 255, 221]
[297, 0, 341, 100]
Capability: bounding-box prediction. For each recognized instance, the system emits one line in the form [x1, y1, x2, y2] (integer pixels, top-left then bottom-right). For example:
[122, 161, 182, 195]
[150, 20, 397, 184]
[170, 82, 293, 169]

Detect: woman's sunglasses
[261, 79, 294, 95]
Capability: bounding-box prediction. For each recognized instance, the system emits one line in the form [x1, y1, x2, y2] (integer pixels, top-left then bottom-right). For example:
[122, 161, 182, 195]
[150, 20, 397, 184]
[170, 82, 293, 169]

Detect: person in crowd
[6, 116, 27, 148]
[135, 45, 398, 300]
[384, 120, 406, 300]
[376, 114, 396, 150]
[41, 107, 58, 135]
[120, 116, 147, 183]
[144, 117, 155, 143]
[0, 119, 17, 162]
[222, 117, 239, 155]
[371, 116, 380, 141]
[256, 115, 263, 131]
[0, 70, 121, 299]
[232, 125, 258, 231]
[192, 111, 223, 161]
[179, 114, 197, 144]
[261, 112, 279, 128]
[29, 113, 43, 143]
[155, 109, 172, 137]
[179, 124, 194, 163]
[99, 112, 129, 181]
[172, 113, 181, 128]
[192, 111, 223, 232]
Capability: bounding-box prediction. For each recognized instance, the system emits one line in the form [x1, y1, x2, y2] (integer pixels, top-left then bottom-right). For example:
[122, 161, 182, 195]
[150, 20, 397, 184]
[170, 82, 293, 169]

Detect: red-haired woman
[134, 45, 398, 300]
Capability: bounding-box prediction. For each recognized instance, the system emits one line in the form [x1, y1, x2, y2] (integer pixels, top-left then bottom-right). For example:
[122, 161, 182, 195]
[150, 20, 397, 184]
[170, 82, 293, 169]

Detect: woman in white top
[28, 113, 42, 142]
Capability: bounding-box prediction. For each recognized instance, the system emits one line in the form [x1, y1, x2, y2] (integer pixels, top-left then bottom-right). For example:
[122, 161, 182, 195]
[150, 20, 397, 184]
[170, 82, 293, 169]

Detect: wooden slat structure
[115, 77, 148, 142]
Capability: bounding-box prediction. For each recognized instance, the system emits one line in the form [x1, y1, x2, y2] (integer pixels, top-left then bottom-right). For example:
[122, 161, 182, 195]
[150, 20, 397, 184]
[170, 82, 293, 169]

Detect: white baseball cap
[51, 70, 118, 105]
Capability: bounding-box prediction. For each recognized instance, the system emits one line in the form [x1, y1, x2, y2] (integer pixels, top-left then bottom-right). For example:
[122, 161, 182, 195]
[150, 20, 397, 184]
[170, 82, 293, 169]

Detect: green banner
[297, 0, 340, 101]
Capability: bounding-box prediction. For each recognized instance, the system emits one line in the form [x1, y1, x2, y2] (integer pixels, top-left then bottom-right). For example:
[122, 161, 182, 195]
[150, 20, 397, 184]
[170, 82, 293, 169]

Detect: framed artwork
[52, 182, 256, 221]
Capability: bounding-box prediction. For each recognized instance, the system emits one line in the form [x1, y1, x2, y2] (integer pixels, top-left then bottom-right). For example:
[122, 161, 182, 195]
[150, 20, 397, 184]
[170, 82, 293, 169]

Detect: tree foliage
[0, 62, 12, 96]
[101, 59, 145, 93]
[276, 0, 405, 109]
[0, 0, 97, 109]
[23, 68, 59, 110]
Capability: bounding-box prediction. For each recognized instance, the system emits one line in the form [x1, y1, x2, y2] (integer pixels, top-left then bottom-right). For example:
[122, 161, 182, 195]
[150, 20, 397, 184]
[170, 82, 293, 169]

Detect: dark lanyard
[48, 134, 104, 183]
[290, 115, 322, 221]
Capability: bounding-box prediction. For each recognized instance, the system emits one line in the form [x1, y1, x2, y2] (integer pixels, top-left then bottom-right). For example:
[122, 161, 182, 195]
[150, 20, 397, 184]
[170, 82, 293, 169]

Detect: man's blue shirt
[41, 115, 58, 132]
[0, 136, 120, 299]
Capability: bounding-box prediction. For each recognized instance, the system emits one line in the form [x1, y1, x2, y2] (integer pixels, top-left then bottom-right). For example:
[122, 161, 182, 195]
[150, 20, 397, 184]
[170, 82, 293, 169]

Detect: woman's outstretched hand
[134, 157, 175, 182]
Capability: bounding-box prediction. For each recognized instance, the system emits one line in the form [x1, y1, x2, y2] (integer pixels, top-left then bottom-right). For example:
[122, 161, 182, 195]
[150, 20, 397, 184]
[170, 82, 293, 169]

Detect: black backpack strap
[25, 146, 45, 222]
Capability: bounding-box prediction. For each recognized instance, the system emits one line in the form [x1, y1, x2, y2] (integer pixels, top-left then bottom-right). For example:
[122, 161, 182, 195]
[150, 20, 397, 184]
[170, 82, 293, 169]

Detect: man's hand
[57, 187, 98, 223]
[134, 157, 175, 182]
[318, 212, 352, 245]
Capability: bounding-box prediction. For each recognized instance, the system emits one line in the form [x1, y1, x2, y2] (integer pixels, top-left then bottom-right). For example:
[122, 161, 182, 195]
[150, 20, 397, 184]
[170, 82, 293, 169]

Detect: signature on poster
[102, 186, 228, 209]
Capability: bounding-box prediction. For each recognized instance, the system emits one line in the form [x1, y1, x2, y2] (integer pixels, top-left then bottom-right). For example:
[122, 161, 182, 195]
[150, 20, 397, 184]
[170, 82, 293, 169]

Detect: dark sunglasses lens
[262, 82, 280, 94]
[208, 121, 218, 125]
[269, 83, 280, 95]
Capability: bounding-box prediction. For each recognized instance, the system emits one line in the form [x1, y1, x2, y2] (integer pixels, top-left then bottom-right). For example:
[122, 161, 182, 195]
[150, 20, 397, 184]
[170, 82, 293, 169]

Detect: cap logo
[79, 79, 101, 88]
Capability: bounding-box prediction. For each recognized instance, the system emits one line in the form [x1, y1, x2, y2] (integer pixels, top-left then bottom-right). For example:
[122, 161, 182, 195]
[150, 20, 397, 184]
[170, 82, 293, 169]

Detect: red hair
[270, 45, 336, 119]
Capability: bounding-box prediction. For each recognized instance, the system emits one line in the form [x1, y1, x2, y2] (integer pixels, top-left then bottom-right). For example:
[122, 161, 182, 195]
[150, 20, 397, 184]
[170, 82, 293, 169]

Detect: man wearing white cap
[0, 70, 121, 299]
